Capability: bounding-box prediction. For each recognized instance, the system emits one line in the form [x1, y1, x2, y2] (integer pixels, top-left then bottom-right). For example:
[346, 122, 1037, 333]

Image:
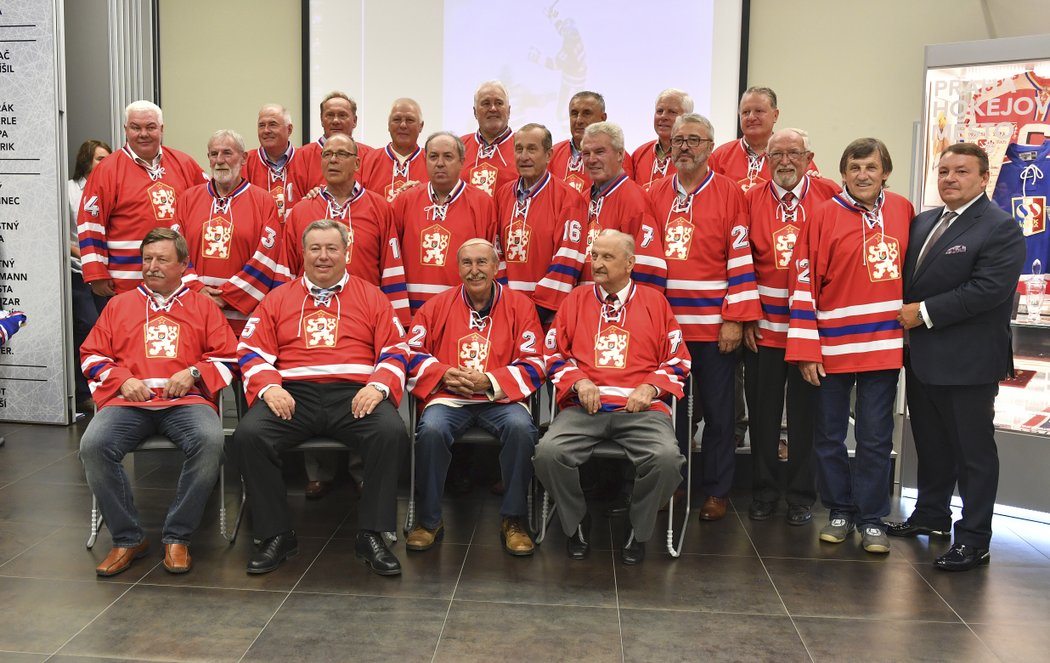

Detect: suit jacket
[904, 194, 1025, 386]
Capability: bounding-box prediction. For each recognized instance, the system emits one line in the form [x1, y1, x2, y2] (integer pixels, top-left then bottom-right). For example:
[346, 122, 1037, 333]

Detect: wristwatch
[916, 306, 924, 325]
[188, 366, 201, 380]
[370, 383, 389, 399]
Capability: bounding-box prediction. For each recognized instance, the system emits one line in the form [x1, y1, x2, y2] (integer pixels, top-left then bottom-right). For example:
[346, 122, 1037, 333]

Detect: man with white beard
[176, 129, 288, 336]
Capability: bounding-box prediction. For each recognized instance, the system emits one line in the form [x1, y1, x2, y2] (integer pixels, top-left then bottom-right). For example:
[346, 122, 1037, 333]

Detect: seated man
[80, 228, 237, 576]
[233, 219, 409, 576]
[406, 238, 544, 556]
[533, 230, 690, 565]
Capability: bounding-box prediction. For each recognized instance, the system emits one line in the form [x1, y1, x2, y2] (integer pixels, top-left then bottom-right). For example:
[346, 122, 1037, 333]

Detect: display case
[901, 34, 1050, 522]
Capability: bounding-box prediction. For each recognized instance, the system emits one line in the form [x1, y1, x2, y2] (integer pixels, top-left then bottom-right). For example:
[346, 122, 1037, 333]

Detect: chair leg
[534, 489, 557, 545]
[87, 494, 103, 549]
[666, 378, 694, 558]
[404, 404, 418, 535]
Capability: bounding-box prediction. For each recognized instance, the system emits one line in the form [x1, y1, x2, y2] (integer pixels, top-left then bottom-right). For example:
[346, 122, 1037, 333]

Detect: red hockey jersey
[785, 191, 913, 373]
[583, 174, 667, 289]
[494, 172, 588, 310]
[549, 138, 634, 196]
[283, 184, 410, 325]
[177, 179, 288, 335]
[461, 128, 517, 197]
[746, 176, 841, 348]
[630, 140, 677, 191]
[242, 144, 312, 221]
[709, 138, 821, 194]
[299, 137, 374, 190]
[391, 180, 498, 313]
[81, 285, 237, 410]
[77, 145, 207, 293]
[545, 282, 690, 415]
[648, 172, 761, 342]
[407, 283, 545, 407]
[238, 274, 408, 406]
[358, 144, 429, 202]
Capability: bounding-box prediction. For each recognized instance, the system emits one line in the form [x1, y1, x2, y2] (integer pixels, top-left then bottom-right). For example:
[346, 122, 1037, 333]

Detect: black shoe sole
[935, 554, 990, 572]
[355, 552, 402, 576]
[887, 525, 952, 538]
[786, 514, 813, 526]
[246, 546, 298, 575]
[749, 507, 775, 521]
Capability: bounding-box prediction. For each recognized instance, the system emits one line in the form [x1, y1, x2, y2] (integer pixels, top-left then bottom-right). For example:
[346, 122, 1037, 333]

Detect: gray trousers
[533, 407, 684, 542]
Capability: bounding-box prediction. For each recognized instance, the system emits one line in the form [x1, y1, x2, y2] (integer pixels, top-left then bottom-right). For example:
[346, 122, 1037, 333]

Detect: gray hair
[302, 219, 349, 249]
[124, 100, 163, 125]
[424, 131, 466, 160]
[474, 80, 510, 106]
[742, 86, 778, 109]
[583, 121, 624, 153]
[597, 229, 635, 258]
[770, 127, 811, 152]
[390, 97, 423, 121]
[672, 113, 714, 139]
[656, 88, 694, 113]
[457, 238, 499, 262]
[208, 129, 246, 153]
[517, 123, 553, 152]
[570, 90, 606, 112]
[259, 103, 292, 125]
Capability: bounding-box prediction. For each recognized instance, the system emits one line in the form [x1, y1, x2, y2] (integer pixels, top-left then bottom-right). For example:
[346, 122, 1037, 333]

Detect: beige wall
[747, 0, 1048, 201]
[158, 0, 301, 166]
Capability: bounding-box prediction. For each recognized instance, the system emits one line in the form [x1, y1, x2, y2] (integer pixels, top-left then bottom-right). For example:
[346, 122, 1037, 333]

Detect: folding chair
[85, 394, 234, 548]
[403, 393, 544, 536]
[534, 376, 695, 558]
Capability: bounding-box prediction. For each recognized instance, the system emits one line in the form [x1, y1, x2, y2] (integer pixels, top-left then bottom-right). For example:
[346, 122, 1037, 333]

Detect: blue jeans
[415, 403, 537, 529]
[812, 369, 898, 528]
[79, 404, 224, 546]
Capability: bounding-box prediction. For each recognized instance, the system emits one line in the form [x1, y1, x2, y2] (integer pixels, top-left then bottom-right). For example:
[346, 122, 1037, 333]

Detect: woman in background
[68, 139, 112, 413]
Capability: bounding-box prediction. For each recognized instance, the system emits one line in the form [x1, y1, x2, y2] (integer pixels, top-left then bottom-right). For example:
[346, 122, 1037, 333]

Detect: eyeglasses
[670, 136, 713, 148]
[321, 150, 358, 160]
[767, 150, 808, 162]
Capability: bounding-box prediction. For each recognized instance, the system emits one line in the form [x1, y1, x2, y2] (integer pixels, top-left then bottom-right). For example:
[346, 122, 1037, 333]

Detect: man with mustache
[77, 100, 207, 297]
[177, 129, 288, 336]
[549, 91, 633, 195]
[647, 113, 761, 521]
[80, 228, 237, 576]
[242, 104, 311, 220]
[460, 81, 517, 198]
[405, 239, 544, 556]
[742, 128, 840, 526]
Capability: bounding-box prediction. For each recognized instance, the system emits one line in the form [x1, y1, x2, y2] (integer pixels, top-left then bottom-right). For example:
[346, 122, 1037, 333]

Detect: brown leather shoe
[304, 480, 331, 499]
[163, 543, 192, 574]
[406, 522, 444, 551]
[501, 517, 534, 556]
[96, 540, 149, 577]
[700, 496, 729, 521]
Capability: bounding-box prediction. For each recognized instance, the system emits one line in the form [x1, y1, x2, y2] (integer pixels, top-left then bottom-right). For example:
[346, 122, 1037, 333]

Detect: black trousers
[905, 362, 999, 548]
[233, 381, 408, 540]
[743, 345, 817, 506]
[675, 341, 740, 497]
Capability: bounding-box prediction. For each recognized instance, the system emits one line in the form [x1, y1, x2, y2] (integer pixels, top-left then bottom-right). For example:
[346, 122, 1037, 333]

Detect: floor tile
[241, 594, 447, 662]
[0, 521, 60, 567]
[453, 540, 617, 608]
[295, 539, 467, 600]
[796, 616, 996, 662]
[616, 552, 785, 614]
[620, 609, 808, 662]
[0, 653, 48, 662]
[764, 558, 960, 622]
[0, 526, 161, 583]
[1002, 518, 1050, 559]
[434, 600, 621, 662]
[916, 562, 1050, 624]
[971, 621, 1050, 662]
[58, 584, 285, 662]
[0, 577, 128, 653]
[742, 517, 926, 563]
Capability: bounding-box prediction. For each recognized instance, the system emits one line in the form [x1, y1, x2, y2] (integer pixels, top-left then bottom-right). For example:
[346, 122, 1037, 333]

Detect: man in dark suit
[892, 142, 1025, 571]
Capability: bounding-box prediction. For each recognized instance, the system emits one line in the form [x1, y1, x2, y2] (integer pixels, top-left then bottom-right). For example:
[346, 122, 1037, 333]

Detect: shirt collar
[945, 193, 983, 218]
[772, 177, 806, 200]
[598, 280, 632, 306]
[130, 146, 163, 170]
[303, 271, 349, 295]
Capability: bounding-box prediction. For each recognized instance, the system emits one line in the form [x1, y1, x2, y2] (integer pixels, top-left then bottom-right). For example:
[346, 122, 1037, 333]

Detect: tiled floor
[1, 419, 1049, 662]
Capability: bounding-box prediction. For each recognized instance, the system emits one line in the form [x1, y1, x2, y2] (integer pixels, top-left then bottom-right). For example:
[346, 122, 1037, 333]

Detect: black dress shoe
[935, 543, 990, 571]
[886, 520, 952, 538]
[786, 504, 813, 526]
[748, 500, 776, 521]
[621, 528, 645, 565]
[605, 492, 631, 518]
[355, 530, 402, 576]
[566, 513, 591, 560]
[247, 532, 298, 575]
